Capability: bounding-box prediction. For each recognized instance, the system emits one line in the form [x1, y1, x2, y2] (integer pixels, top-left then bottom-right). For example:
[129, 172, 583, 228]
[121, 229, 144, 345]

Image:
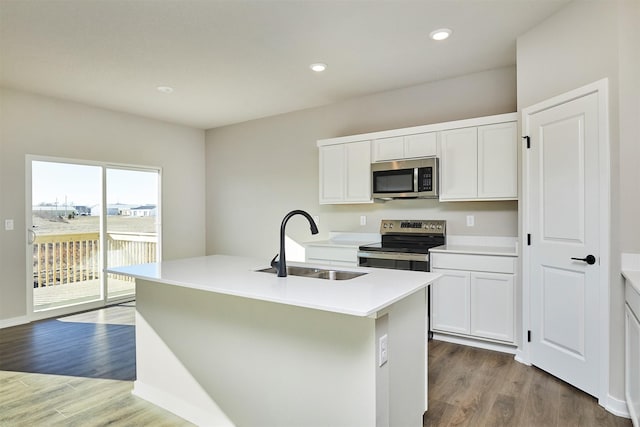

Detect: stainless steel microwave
[372, 158, 439, 200]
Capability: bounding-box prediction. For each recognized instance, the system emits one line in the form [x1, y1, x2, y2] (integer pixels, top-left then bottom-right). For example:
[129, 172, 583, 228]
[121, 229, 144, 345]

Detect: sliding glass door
[106, 167, 159, 300]
[28, 157, 160, 318]
[30, 161, 103, 311]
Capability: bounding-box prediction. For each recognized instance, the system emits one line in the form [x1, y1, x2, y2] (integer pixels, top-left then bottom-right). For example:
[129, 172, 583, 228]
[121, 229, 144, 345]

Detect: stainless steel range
[357, 219, 446, 272]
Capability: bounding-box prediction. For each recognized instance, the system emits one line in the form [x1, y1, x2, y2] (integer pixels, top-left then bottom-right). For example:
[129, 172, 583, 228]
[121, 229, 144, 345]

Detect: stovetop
[359, 220, 446, 254]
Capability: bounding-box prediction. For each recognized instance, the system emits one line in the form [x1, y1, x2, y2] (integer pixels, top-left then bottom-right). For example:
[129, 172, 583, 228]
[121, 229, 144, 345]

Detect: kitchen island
[109, 255, 440, 427]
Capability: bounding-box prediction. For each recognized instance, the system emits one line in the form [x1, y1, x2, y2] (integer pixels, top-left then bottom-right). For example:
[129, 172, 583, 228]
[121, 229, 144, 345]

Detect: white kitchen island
[109, 255, 440, 427]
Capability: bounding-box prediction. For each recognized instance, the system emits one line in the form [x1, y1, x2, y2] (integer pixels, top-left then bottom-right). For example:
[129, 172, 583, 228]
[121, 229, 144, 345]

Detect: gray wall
[516, 0, 639, 405]
[0, 88, 206, 322]
[205, 66, 518, 259]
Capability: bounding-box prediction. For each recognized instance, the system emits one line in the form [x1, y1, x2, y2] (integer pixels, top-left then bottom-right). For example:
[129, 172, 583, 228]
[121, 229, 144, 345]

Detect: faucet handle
[270, 253, 280, 270]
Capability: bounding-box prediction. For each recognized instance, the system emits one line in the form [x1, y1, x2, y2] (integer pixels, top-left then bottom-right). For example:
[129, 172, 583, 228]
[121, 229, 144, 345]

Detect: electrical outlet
[4, 219, 14, 231]
[466, 215, 475, 227]
[360, 215, 366, 226]
[379, 334, 388, 367]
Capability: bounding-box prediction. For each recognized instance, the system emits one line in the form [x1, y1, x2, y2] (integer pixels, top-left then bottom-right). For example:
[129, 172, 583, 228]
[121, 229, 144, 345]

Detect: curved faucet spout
[272, 210, 319, 277]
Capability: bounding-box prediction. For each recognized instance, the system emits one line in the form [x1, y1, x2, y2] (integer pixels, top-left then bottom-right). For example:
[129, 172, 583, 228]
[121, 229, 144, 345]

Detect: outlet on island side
[360, 215, 366, 226]
[379, 334, 388, 367]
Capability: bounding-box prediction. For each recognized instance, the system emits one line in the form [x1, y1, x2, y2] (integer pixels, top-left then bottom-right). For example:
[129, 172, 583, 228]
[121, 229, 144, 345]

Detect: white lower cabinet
[431, 269, 470, 334]
[431, 253, 516, 344]
[470, 272, 514, 342]
[625, 280, 640, 427]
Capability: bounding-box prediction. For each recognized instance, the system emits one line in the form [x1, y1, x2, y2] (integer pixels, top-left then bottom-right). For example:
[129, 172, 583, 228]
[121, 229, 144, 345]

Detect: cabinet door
[439, 127, 478, 200]
[470, 272, 514, 343]
[373, 136, 404, 161]
[319, 145, 345, 203]
[477, 122, 517, 199]
[626, 304, 640, 426]
[405, 132, 437, 158]
[345, 141, 372, 202]
[431, 268, 470, 335]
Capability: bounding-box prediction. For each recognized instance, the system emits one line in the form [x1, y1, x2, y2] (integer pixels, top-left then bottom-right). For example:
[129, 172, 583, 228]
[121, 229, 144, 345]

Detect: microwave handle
[413, 167, 418, 192]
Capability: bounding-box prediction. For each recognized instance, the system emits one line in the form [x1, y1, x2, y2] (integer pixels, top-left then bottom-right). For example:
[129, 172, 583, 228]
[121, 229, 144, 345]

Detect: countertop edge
[429, 244, 518, 257]
[107, 257, 440, 318]
[623, 269, 640, 295]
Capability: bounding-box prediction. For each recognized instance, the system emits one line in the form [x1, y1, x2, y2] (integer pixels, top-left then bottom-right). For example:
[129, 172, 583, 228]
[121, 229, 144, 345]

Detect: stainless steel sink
[255, 266, 367, 281]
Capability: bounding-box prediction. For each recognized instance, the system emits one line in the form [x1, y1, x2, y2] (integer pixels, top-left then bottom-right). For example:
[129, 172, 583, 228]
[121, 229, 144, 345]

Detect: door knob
[571, 255, 596, 265]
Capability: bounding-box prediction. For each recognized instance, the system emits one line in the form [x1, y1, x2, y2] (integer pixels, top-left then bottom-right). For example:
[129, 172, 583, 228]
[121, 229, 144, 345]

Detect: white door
[525, 91, 601, 397]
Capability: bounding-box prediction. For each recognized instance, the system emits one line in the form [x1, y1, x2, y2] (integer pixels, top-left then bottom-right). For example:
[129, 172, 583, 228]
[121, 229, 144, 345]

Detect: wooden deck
[34, 278, 135, 311]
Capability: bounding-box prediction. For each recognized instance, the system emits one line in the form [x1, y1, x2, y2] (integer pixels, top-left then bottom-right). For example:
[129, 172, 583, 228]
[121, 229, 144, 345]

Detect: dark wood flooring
[0, 302, 136, 380]
[424, 340, 631, 427]
[0, 304, 632, 426]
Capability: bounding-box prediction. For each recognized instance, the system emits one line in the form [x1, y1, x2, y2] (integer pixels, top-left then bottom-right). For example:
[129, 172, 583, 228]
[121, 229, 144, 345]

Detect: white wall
[205, 67, 518, 259]
[0, 88, 206, 322]
[516, 0, 639, 406]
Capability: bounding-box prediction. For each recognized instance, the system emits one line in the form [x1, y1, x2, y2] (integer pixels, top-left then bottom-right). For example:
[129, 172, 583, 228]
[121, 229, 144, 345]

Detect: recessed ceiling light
[156, 86, 174, 94]
[310, 63, 327, 72]
[429, 28, 452, 41]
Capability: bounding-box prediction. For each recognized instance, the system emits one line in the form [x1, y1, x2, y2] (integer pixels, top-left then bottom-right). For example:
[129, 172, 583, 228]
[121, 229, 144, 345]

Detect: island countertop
[108, 254, 440, 318]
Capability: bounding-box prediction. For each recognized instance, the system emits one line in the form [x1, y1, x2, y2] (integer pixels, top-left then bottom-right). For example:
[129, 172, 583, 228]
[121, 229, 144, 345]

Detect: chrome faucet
[271, 210, 319, 277]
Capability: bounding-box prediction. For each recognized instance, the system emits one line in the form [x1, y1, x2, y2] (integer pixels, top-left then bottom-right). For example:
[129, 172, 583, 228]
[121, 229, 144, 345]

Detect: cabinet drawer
[306, 245, 358, 264]
[431, 253, 516, 274]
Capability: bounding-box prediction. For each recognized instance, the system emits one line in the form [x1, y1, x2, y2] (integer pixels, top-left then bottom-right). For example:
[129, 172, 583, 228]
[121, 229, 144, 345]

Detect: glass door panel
[31, 161, 102, 311]
[106, 168, 159, 301]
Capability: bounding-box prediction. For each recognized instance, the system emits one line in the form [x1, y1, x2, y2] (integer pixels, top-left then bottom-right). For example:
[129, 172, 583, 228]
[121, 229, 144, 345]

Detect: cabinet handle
[570, 255, 596, 265]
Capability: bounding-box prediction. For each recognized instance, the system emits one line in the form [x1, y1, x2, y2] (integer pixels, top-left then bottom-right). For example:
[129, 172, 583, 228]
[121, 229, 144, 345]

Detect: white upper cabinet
[319, 144, 345, 203]
[405, 132, 437, 159]
[319, 140, 372, 204]
[372, 132, 436, 162]
[372, 136, 404, 161]
[440, 121, 517, 201]
[440, 127, 478, 200]
[477, 122, 518, 199]
[317, 113, 517, 205]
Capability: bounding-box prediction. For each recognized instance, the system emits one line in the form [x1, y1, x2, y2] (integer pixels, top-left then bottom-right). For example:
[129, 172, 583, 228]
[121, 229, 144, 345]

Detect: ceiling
[0, 0, 570, 130]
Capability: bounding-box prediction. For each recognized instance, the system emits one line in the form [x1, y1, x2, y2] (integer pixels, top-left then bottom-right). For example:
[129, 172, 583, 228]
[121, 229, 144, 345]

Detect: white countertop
[622, 253, 640, 295]
[624, 270, 640, 295]
[304, 232, 380, 249]
[108, 255, 439, 318]
[428, 235, 518, 257]
[429, 244, 518, 257]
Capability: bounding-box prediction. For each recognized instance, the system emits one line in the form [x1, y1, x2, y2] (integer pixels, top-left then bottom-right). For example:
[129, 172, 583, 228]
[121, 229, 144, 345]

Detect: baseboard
[432, 333, 517, 354]
[602, 393, 631, 419]
[0, 316, 28, 329]
[514, 349, 531, 366]
[132, 381, 233, 427]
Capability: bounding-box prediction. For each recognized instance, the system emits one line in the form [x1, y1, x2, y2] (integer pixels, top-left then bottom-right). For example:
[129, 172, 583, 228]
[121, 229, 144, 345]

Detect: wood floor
[0, 303, 194, 426]
[0, 304, 632, 426]
[424, 340, 631, 427]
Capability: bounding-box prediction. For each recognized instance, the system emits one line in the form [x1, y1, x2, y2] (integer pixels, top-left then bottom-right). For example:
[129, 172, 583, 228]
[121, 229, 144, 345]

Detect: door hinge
[527, 330, 532, 342]
[523, 135, 530, 149]
[527, 234, 531, 246]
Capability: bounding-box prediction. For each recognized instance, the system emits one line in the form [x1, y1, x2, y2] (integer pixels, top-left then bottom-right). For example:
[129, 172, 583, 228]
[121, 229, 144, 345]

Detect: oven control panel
[380, 219, 446, 235]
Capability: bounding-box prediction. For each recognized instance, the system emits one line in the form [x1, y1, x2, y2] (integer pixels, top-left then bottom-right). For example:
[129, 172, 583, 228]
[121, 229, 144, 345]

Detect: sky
[32, 161, 159, 207]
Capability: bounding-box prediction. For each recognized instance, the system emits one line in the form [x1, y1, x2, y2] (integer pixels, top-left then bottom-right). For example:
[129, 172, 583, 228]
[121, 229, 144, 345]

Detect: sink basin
[255, 266, 367, 281]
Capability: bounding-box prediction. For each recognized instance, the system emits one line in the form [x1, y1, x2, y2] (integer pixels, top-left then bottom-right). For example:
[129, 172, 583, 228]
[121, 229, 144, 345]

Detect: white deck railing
[32, 232, 157, 288]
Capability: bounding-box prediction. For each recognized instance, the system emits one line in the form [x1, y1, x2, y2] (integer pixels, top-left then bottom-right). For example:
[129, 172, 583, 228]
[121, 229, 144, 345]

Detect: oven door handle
[357, 251, 429, 262]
